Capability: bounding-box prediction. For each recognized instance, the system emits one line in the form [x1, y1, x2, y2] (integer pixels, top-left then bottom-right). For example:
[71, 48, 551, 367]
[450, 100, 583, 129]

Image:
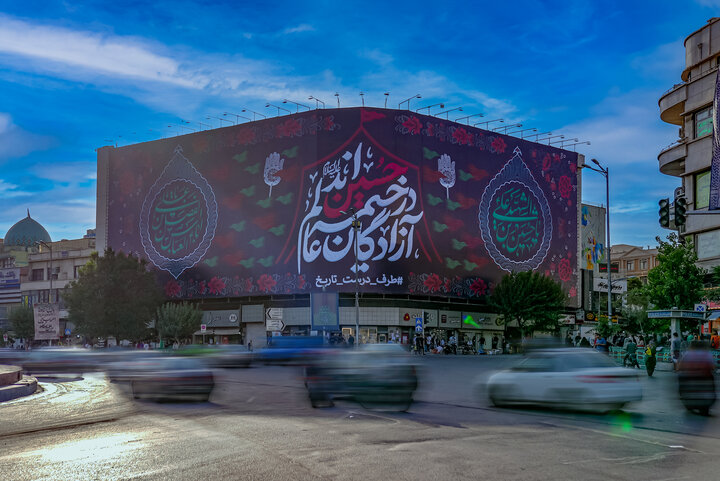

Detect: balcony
[659, 82, 686, 126]
[658, 140, 686, 176]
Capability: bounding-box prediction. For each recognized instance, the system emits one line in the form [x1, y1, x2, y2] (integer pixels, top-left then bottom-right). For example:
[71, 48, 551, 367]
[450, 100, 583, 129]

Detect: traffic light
[423, 311, 431, 325]
[658, 198, 670, 227]
[674, 197, 687, 227]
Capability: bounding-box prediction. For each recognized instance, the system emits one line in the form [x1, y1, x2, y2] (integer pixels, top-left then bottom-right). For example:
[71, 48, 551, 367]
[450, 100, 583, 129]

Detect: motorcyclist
[678, 340, 716, 416]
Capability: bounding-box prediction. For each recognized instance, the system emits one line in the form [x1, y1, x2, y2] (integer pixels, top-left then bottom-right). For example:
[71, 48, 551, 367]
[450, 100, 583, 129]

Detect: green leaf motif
[245, 163, 260, 174]
[427, 194, 443, 206]
[257, 198, 272, 208]
[445, 257, 461, 269]
[433, 221, 448, 233]
[423, 147, 439, 160]
[282, 146, 299, 158]
[203, 256, 218, 267]
[239, 257, 255, 268]
[230, 221, 246, 232]
[452, 239, 467, 250]
[446, 199, 461, 211]
[240, 185, 255, 197]
[276, 193, 293, 205]
[269, 225, 286, 236]
[258, 256, 274, 267]
[463, 260, 478, 271]
[234, 151, 248, 163]
[249, 237, 265, 248]
[458, 170, 474, 181]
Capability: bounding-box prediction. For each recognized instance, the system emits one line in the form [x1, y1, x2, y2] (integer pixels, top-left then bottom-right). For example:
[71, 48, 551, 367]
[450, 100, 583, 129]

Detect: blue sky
[0, 1, 717, 246]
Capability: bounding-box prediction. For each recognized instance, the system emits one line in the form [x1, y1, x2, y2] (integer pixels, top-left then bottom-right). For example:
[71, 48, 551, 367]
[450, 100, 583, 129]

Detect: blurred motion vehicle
[20, 347, 97, 374]
[205, 344, 253, 368]
[485, 348, 642, 412]
[677, 341, 716, 416]
[127, 356, 214, 402]
[0, 348, 26, 365]
[303, 344, 418, 411]
[104, 350, 166, 383]
[258, 336, 326, 365]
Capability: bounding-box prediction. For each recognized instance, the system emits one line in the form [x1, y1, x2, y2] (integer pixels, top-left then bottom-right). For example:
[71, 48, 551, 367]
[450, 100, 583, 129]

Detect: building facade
[611, 244, 658, 284]
[658, 17, 720, 271]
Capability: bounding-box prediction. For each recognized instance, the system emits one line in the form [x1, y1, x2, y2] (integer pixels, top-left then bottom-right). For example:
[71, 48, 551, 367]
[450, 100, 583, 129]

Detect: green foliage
[9, 305, 34, 341]
[64, 248, 163, 343]
[488, 271, 566, 337]
[155, 302, 202, 345]
[645, 233, 705, 310]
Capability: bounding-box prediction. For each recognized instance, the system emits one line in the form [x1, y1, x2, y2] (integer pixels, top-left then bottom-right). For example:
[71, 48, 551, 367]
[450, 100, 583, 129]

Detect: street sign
[266, 308, 283, 320]
[229, 313, 238, 323]
[415, 317, 423, 333]
[64, 328, 71, 336]
[200, 324, 207, 332]
[695, 304, 707, 313]
[266, 319, 285, 331]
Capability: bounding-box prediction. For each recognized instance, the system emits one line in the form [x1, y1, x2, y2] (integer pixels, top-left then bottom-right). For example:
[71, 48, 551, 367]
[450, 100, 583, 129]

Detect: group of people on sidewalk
[412, 333, 506, 355]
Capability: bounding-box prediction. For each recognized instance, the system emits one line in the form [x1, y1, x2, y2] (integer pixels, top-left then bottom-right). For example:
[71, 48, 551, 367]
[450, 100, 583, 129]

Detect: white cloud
[0, 112, 55, 162]
[0, 15, 208, 88]
[29, 161, 96, 184]
[0, 179, 31, 198]
[283, 24, 314, 35]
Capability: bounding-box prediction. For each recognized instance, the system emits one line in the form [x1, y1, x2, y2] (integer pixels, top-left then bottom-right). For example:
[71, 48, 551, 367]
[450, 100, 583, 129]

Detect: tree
[64, 248, 164, 344]
[620, 278, 649, 334]
[9, 305, 34, 344]
[156, 302, 202, 345]
[645, 233, 705, 310]
[488, 271, 566, 338]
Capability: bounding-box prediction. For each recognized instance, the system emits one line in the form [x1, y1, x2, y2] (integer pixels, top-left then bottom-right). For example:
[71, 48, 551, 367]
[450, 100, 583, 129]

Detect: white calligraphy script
[297, 141, 423, 274]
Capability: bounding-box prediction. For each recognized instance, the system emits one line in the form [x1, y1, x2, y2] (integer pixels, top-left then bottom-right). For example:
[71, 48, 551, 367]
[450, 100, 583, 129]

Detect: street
[1, 355, 719, 480]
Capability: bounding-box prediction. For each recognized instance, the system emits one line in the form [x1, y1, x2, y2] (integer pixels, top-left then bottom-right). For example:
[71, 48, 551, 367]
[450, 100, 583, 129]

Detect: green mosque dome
[3, 210, 52, 247]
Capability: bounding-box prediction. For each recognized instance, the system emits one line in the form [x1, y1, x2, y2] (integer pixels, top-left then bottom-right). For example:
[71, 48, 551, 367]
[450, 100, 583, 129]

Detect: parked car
[304, 344, 419, 411]
[484, 348, 642, 412]
[128, 356, 214, 402]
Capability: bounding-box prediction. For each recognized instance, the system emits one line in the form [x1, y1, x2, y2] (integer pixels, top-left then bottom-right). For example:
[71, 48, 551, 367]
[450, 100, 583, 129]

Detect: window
[627, 260, 634, 271]
[695, 170, 711, 209]
[697, 230, 720, 259]
[73, 265, 81, 279]
[640, 259, 647, 270]
[31, 269, 44, 281]
[695, 107, 713, 138]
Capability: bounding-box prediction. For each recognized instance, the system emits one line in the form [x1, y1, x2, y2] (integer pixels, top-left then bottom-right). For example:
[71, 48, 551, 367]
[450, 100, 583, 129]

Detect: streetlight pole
[585, 159, 612, 325]
[398, 94, 422, 110]
[342, 208, 361, 348]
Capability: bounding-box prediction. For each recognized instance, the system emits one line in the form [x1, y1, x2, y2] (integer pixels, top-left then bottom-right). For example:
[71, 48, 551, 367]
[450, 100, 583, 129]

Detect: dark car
[304, 344, 418, 411]
[20, 347, 97, 374]
[258, 336, 325, 365]
[129, 357, 214, 402]
[205, 344, 254, 368]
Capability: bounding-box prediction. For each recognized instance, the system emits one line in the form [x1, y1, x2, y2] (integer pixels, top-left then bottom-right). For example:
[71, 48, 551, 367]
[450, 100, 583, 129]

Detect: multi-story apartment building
[658, 17, 720, 272]
[611, 244, 658, 284]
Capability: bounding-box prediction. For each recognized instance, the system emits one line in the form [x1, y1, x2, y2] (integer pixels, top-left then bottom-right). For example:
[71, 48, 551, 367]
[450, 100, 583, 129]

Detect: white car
[485, 348, 642, 412]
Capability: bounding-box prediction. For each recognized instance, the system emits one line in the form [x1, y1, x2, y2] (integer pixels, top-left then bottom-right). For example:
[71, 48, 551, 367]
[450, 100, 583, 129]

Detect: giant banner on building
[102, 108, 579, 300]
[581, 204, 606, 271]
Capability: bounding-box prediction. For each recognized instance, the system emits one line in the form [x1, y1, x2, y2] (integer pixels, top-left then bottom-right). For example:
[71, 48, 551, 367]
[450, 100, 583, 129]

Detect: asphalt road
[1, 354, 719, 480]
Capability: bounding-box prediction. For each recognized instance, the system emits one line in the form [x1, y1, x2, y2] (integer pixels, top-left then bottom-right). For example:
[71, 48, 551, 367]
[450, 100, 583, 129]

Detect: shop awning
[707, 311, 720, 321]
[193, 327, 242, 336]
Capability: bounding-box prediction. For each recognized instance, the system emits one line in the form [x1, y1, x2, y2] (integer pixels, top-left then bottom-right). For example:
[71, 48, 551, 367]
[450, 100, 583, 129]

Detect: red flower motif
[243, 279, 253, 292]
[403, 116, 423, 135]
[550, 181, 556, 191]
[545, 174, 551, 182]
[423, 273, 442, 293]
[165, 280, 181, 298]
[277, 118, 302, 137]
[208, 276, 226, 295]
[568, 161, 577, 173]
[542, 154, 552, 171]
[198, 281, 207, 295]
[491, 136, 507, 153]
[236, 128, 255, 145]
[298, 275, 306, 290]
[452, 127, 472, 145]
[469, 278, 487, 296]
[569, 286, 577, 298]
[558, 258, 572, 282]
[258, 274, 277, 293]
[558, 175, 572, 199]
[426, 123, 435, 137]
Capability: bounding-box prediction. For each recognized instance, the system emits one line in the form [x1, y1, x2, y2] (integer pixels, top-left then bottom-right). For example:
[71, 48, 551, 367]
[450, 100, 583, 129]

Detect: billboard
[581, 204, 606, 271]
[101, 108, 579, 300]
[33, 303, 60, 340]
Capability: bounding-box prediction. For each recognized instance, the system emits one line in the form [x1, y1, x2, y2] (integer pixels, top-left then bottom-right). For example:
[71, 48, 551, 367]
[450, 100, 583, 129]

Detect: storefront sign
[311, 292, 339, 330]
[593, 278, 626, 293]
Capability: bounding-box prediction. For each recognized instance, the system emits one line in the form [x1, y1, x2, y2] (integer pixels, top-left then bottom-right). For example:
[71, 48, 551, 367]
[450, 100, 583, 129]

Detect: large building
[658, 17, 720, 271]
[97, 107, 583, 347]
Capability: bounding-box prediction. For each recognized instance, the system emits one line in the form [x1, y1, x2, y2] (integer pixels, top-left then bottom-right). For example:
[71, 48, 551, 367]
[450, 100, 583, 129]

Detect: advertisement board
[33, 303, 60, 340]
[581, 204, 605, 272]
[101, 108, 579, 300]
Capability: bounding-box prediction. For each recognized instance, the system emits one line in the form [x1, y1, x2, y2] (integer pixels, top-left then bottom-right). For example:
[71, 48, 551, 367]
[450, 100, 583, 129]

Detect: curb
[0, 375, 38, 402]
[0, 365, 22, 386]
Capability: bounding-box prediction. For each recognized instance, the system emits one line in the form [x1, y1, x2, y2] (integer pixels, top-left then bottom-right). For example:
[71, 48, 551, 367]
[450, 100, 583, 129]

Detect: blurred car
[485, 348, 642, 412]
[128, 356, 214, 402]
[0, 348, 26, 365]
[205, 344, 253, 368]
[303, 344, 418, 411]
[258, 336, 326, 365]
[104, 350, 166, 383]
[20, 347, 97, 374]
[678, 342, 716, 416]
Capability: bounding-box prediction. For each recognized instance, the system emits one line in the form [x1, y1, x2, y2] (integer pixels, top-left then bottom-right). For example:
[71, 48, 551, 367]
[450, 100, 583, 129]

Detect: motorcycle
[678, 344, 716, 416]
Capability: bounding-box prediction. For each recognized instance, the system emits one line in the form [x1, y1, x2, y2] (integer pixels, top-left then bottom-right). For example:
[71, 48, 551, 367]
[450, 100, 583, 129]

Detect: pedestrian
[492, 335, 499, 351]
[623, 337, 639, 368]
[565, 333, 573, 346]
[671, 332, 682, 371]
[645, 340, 657, 377]
[711, 331, 720, 350]
[348, 334, 355, 347]
[479, 335, 486, 351]
[594, 333, 608, 353]
[574, 333, 582, 346]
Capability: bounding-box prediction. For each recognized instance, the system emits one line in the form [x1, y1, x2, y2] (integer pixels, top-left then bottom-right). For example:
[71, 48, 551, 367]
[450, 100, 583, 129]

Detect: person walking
[491, 335, 499, 351]
[479, 335, 486, 351]
[645, 340, 657, 377]
[623, 337, 639, 368]
[671, 332, 682, 371]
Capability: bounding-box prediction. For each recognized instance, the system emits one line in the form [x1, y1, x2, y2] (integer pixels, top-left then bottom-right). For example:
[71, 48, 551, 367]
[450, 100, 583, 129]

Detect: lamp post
[223, 112, 251, 124]
[584, 158, 612, 325]
[436, 107, 462, 119]
[308, 96, 325, 109]
[456, 113, 484, 124]
[341, 208, 361, 348]
[241, 108, 266, 120]
[474, 118, 504, 129]
[282, 99, 311, 112]
[416, 103, 444, 114]
[266, 103, 291, 116]
[398, 94, 421, 110]
[207, 116, 233, 128]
